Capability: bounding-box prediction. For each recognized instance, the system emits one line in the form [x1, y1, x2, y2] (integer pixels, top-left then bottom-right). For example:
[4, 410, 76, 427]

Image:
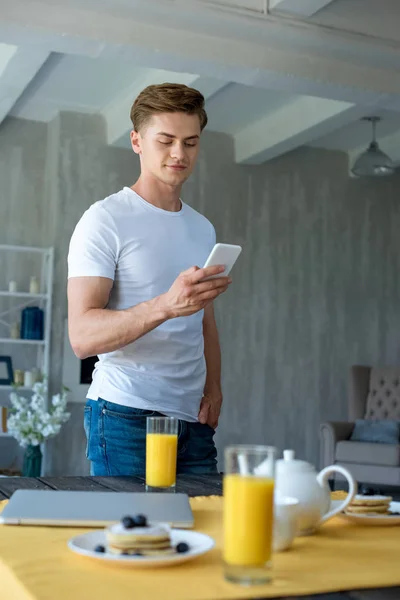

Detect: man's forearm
[198, 311, 223, 427]
[203, 317, 222, 395]
[69, 295, 169, 359]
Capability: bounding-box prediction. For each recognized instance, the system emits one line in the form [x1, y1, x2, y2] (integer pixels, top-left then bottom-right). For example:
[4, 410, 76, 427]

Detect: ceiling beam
[234, 98, 370, 164]
[105, 72, 229, 147]
[0, 43, 17, 78]
[0, 47, 50, 127]
[268, 0, 336, 17]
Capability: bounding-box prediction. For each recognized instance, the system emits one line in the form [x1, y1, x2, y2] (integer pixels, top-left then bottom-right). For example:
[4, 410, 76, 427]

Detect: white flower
[31, 394, 45, 411]
[7, 381, 70, 447]
[52, 394, 62, 407]
[41, 425, 54, 437]
[32, 381, 47, 396]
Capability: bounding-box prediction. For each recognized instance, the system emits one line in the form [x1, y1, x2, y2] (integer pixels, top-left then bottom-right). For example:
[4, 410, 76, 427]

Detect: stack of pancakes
[105, 523, 174, 556]
[345, 494, 392, 515]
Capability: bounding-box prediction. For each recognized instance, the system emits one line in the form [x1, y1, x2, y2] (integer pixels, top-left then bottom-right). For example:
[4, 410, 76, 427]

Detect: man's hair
[130, 83, 208, 133]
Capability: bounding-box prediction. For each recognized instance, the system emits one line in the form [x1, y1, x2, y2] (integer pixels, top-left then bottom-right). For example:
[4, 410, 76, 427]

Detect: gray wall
[1, 113, 400, 475]
[201, 142, 400, 465]
[187, 136, 400, 466]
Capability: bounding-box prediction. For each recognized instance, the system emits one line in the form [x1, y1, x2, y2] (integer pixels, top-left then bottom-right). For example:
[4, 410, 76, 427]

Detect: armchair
[320, 366, 400, 486]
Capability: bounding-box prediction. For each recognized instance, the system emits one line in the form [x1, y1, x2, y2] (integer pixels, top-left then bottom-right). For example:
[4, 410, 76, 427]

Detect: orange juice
[224, 474, 274, 566]
[146, 433, 178, 487]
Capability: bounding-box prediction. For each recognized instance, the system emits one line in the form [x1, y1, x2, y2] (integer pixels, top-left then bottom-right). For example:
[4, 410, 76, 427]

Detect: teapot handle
[317, 465, 357, 524]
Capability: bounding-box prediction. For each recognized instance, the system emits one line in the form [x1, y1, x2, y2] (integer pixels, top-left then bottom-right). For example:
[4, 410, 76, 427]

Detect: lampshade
[351, 117, 395, 178]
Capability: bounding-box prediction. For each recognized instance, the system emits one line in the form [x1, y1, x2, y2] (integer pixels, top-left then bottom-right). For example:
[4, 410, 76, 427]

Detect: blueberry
[133, 514, 147, 527]
[121, 515, 135, 529]
[359, 485, 375, 496]
[133, 551, 143, 556]
[94, 544, 106, 553]
[176, 542, 190, 553]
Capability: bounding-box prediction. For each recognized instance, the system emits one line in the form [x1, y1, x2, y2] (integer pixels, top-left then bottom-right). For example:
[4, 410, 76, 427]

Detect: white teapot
[274, 449, 356, 536]
[273, 495, 299, 552]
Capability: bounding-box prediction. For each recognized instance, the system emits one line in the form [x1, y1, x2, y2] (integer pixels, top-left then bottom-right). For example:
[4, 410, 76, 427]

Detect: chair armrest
[319, 421, 355, 470]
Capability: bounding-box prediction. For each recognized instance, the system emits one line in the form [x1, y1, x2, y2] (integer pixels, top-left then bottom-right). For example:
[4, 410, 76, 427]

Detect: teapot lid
[276, 449, 314, 473]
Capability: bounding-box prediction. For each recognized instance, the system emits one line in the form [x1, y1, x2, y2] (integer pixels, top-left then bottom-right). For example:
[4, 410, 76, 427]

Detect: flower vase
[22, 444, 42, 477]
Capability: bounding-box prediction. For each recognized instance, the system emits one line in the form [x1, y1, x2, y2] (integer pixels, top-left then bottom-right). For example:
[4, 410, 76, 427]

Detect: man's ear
[130, 130, 141, 155]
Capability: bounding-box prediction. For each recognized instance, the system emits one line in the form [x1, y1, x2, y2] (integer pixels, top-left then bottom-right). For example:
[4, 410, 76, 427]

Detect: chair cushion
[350, 419, 400, 444]
[336, 441, 400, 467]
[365, 368, 400, 420]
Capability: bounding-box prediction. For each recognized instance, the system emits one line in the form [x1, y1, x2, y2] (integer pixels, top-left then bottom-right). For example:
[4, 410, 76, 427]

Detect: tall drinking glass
[223, 445, 276, 585]
[146, 417, 178, 492]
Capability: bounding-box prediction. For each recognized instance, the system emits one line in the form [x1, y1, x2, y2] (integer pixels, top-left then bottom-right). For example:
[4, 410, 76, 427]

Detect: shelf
[0, 244, 53, 468]
[0, 291, 48, 299]
[0, 386, 30, 391]
[0, 245, 50, 254]
[0, 338, 45, 345]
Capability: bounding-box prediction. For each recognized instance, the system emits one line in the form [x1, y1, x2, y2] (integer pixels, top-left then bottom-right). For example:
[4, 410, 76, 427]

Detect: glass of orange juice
[146, 417, 178, 492]
[223, 445, 276, 585]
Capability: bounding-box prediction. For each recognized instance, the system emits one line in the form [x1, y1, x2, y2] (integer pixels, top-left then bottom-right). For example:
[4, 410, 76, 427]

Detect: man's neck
[131, 175, 182, 212]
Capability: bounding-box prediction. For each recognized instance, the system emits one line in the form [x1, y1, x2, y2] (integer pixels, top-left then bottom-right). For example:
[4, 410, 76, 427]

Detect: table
[0, 474, 399, 600]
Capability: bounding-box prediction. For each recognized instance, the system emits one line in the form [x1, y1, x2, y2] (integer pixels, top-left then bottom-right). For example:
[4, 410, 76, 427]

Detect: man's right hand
[161, 265, 231, 319]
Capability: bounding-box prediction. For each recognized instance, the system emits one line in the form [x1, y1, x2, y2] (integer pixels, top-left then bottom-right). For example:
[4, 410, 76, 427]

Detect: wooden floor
[0, 475, 398, 600]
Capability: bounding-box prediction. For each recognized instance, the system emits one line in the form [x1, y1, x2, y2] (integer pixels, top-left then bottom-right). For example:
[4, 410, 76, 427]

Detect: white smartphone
[202, 243, 242, 279]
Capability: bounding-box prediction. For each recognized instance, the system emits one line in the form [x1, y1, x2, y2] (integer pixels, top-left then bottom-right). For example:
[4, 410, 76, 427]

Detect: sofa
[320, 365, 400, 487]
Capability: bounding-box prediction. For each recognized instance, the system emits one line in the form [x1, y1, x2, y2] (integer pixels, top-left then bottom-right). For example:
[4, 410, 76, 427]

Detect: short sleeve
[68, 203, 119, 280]
[209, 223, 216, 252]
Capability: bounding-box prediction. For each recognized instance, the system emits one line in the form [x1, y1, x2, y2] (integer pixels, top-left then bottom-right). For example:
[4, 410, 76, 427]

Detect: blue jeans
[84, 398, 218, 476]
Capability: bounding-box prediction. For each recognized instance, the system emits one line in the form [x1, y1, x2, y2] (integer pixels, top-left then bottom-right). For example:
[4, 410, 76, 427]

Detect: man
[67, 83, 231, 476]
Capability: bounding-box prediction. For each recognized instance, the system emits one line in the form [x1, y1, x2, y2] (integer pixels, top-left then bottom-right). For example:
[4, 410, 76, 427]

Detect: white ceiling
[1, 0, 400, 169]
[11, 57, 156, 122]
[206, 85, 297, 136]
[311, 0, 400, 43]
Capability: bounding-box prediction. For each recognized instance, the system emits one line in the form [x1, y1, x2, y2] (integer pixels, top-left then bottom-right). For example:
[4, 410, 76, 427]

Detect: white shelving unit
[0, 245, 54, 424]
[0, 338, 46, 345]
[0, 292, 48, 299]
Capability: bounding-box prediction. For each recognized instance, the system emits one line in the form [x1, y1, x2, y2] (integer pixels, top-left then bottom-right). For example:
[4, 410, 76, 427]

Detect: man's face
[130, 112, 201, 187]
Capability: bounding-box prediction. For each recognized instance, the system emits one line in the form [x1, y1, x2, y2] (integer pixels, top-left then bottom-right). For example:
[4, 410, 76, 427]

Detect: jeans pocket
[83, 406, 92, 459]
[186, 422, 218, 462]
[101, 405, 149, 474]
[102, 404, 158, 421]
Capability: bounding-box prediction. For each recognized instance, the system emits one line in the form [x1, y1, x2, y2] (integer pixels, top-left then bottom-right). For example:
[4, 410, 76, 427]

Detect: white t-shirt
[67, 187, 216, 421]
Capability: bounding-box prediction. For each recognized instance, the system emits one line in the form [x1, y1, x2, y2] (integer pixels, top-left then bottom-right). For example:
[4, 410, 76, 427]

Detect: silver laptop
[0, 490, 194, 528]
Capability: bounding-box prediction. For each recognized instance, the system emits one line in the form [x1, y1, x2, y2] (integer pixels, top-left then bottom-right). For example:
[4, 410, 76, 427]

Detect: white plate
[336, 500, 400, 526]
[68, 529, 215, 568]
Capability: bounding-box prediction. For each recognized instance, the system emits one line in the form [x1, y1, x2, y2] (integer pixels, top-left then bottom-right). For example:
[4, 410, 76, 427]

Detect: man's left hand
[198, 391, 222, 429]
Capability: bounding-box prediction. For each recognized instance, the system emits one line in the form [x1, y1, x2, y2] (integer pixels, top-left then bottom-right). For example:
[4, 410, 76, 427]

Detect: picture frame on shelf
[0, 356, 13, 385]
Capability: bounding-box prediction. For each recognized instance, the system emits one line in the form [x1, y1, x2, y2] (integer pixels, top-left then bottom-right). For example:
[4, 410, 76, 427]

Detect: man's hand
[161, 265, 231, 319]
[198, 390, 223, 429]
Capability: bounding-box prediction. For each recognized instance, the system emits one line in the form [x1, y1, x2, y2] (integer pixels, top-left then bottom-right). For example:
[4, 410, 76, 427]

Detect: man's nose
[170, 142, 185, 161]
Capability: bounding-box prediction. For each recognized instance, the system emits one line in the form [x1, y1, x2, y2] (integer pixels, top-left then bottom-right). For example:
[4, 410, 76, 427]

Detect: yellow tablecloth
[1, 496, 400, 600]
